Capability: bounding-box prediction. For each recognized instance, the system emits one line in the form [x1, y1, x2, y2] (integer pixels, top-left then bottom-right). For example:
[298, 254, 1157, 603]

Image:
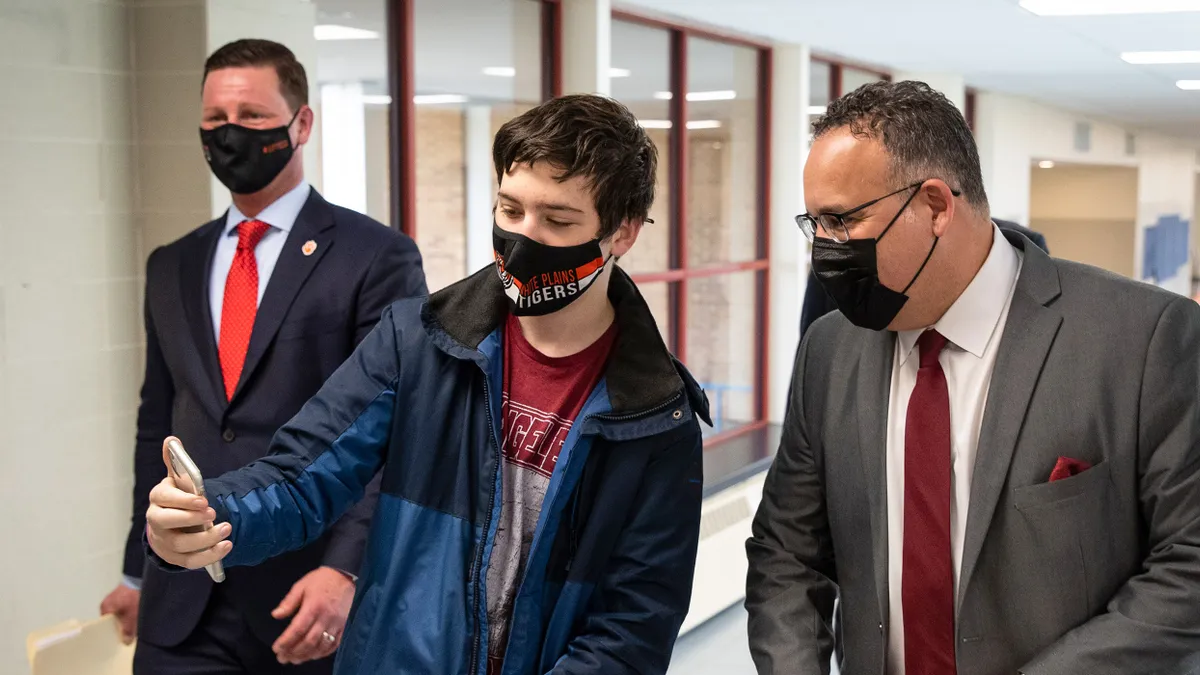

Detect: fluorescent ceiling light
[610, 68, 632, 78]
[483, 66, 516, 77]
[1121, 50, 1200, 64]
[1038, 160, 1056, 169]
[807, 105, 827, 116]
[362, 95, 392, 105]
[314, 24, 379, 40]
[1019, 0, 1200, 15]
[637, 119, 723, 130]
[414, 94, 468, 105]
[652, 90, 737, 101]
[1177, 80, 1200, 89]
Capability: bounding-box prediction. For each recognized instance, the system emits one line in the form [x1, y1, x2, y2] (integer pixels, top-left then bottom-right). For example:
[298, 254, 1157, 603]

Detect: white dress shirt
[884, 225, 1023, 674]
[209, 180, 311, 337]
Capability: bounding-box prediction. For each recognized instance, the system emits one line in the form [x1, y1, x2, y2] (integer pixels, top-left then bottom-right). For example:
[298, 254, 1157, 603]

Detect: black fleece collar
[422, 264, 701, 417]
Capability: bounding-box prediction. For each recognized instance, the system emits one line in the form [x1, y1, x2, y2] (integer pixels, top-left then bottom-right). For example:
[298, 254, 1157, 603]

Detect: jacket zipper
[590, 394, 683, 424]
[469, 371, 502, 675]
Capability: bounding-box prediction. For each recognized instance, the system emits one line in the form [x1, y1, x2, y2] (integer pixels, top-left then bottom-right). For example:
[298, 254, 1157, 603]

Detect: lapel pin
[302, 240, 318, 256]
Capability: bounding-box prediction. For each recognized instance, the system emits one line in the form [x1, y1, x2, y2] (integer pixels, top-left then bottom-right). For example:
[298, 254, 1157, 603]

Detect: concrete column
[465, 106, 496, 273]
[893, 71, 966, 112]
[514, 0, 543, 102]
[560, 0, 611, 96]
[320, 82, 367, 214]
[974, 91, 1033, 225]
[768, 44, 810, 424]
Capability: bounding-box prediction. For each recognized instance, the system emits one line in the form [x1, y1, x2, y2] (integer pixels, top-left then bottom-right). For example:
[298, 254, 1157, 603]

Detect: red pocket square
[1049, 456, 1091, 482]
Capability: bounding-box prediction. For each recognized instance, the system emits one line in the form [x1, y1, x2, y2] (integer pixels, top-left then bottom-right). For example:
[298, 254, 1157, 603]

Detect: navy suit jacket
[125, 189, 427, 648]
[799, 220, 1049, 339]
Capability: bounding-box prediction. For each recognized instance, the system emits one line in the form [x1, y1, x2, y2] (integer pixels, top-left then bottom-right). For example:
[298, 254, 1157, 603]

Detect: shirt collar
[897, 223, 1022, 366]
[224, 180, 311, 237]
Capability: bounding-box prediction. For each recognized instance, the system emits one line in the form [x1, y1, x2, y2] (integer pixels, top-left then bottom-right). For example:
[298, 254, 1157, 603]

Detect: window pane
[414, 0, 544, 291]
[686, 37, 760, 266]
[684, 272, 759, 436]
[635, 281, 673, 345]
[843, 66, 885, 95]
[313, 0, 391, 226]
[811, 60, 831, 109]
[611, 19, 672, 275]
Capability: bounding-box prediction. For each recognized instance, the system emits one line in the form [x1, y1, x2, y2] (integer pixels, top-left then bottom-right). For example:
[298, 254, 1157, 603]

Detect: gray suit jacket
[747, 231, 1200, 675]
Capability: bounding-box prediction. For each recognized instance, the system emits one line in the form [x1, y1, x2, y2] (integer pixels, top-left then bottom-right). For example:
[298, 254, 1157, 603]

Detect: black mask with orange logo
[493, 223, 611, 317]
[200, 110, 299, 195]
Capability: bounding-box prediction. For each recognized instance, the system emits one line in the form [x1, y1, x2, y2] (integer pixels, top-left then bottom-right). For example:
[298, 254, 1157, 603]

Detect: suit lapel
[230, 192, 336, 402]
[179, 218, 227, 411]
[856, 327, 895, 623]
[957, 238, 1063, 608]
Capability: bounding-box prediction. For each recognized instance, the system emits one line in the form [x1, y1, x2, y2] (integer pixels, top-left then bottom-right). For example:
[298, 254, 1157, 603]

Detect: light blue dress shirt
[209, 180, 312, 337]
[122, 180, 311, 592]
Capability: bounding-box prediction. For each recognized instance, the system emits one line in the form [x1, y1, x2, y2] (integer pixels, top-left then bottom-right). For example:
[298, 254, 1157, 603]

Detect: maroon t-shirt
[485, 312, 618, 675]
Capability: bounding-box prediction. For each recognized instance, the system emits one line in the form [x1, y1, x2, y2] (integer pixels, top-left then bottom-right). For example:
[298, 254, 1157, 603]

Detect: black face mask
[493, 223, 611, 317]
[811, 187, 938, 331]
[200, 110, 300, 195]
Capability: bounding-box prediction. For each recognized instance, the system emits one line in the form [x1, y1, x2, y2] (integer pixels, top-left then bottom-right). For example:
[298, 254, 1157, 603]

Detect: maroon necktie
[902, 330, 957, 675]
[218, 219, 270, 400]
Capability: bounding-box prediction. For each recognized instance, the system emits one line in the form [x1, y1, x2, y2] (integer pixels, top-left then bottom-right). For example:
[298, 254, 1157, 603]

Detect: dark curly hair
[813, 80, 988, 214]
[493, 94, 658, 239]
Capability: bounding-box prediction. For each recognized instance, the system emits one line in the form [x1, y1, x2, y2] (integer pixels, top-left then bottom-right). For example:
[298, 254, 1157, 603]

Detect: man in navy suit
[98, 39, 427, 674]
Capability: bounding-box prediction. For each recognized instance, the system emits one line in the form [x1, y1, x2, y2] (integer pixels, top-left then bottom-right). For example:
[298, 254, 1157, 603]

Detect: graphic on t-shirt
[501, 399, 574, 477]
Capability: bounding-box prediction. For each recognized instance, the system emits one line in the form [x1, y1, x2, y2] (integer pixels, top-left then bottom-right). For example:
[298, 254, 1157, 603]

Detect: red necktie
[218, 219, 270, 401]
[902, 330, 957, 675]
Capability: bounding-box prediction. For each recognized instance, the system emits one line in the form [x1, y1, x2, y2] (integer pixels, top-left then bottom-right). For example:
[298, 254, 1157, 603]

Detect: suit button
[222, 429, 236, 443]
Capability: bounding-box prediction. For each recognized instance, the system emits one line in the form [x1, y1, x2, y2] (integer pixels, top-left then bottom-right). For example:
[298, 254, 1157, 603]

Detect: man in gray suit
[746, 80, 1200, 675]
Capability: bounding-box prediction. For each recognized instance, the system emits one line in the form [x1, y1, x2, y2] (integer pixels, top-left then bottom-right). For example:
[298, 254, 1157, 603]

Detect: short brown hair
[203, 39, 308, 112]
[492, 94, 657, 240]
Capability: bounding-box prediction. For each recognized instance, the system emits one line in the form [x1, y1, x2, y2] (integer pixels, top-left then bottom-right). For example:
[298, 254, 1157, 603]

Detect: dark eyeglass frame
[795, 181, 961, 243]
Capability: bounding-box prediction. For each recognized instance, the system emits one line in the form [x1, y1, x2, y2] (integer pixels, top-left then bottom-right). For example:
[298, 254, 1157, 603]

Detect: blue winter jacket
[197, 266, 712, 675]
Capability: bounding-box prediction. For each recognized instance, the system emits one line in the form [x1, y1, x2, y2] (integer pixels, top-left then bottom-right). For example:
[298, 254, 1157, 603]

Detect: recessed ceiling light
[807, 105, 827, 116]
[1177, 80, 1200, 89]
[313, 24, 379, 40]
[414, 94, 468, 105]
[610, 68, 632, 78]
[651, 90, 737, 102]
[361, 95, 392, 105]
[1038, 160, 1056, 169]
[1020, 0, 1200, 15]
[637, 119, 723, 130]
[483, 66, 516, 77]
[1121, 50, 1200, 64]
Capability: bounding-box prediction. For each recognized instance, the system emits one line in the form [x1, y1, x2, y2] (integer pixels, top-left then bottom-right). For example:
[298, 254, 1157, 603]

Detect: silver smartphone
[164, 436, 226, 583]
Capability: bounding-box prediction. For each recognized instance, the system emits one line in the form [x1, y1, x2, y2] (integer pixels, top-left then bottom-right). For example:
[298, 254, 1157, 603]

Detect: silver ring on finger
[322, 631, 337, 644]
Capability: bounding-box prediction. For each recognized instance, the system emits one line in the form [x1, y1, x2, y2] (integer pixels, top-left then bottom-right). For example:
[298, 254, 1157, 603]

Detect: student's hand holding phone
[145, 446, 233, 569]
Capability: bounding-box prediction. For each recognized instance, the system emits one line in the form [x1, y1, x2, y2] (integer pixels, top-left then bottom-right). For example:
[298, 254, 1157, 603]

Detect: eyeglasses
[795, 181, 961, 243]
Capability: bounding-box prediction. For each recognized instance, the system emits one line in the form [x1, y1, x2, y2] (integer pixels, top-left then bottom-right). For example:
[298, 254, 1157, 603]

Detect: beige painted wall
[1029, 164, 1138, 277]
[0, 2, 141, 673]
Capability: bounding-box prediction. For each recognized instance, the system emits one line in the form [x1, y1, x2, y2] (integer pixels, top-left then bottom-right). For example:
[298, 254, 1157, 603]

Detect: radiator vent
[699, 496, 752, 541]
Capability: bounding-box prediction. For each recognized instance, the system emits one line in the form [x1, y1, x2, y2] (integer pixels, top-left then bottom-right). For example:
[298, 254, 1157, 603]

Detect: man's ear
[608, 219, 644, 258]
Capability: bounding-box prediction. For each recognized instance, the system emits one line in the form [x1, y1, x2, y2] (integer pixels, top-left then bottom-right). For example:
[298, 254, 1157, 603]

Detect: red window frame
[386, 0, 563, 240]
[611, 9, 774, 447]
[812, 54, 892, 102]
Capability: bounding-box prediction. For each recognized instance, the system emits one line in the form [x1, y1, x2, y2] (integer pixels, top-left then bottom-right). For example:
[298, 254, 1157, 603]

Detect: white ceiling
[313, 0, 1200, 143]
[618, 0, 1200, 143]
